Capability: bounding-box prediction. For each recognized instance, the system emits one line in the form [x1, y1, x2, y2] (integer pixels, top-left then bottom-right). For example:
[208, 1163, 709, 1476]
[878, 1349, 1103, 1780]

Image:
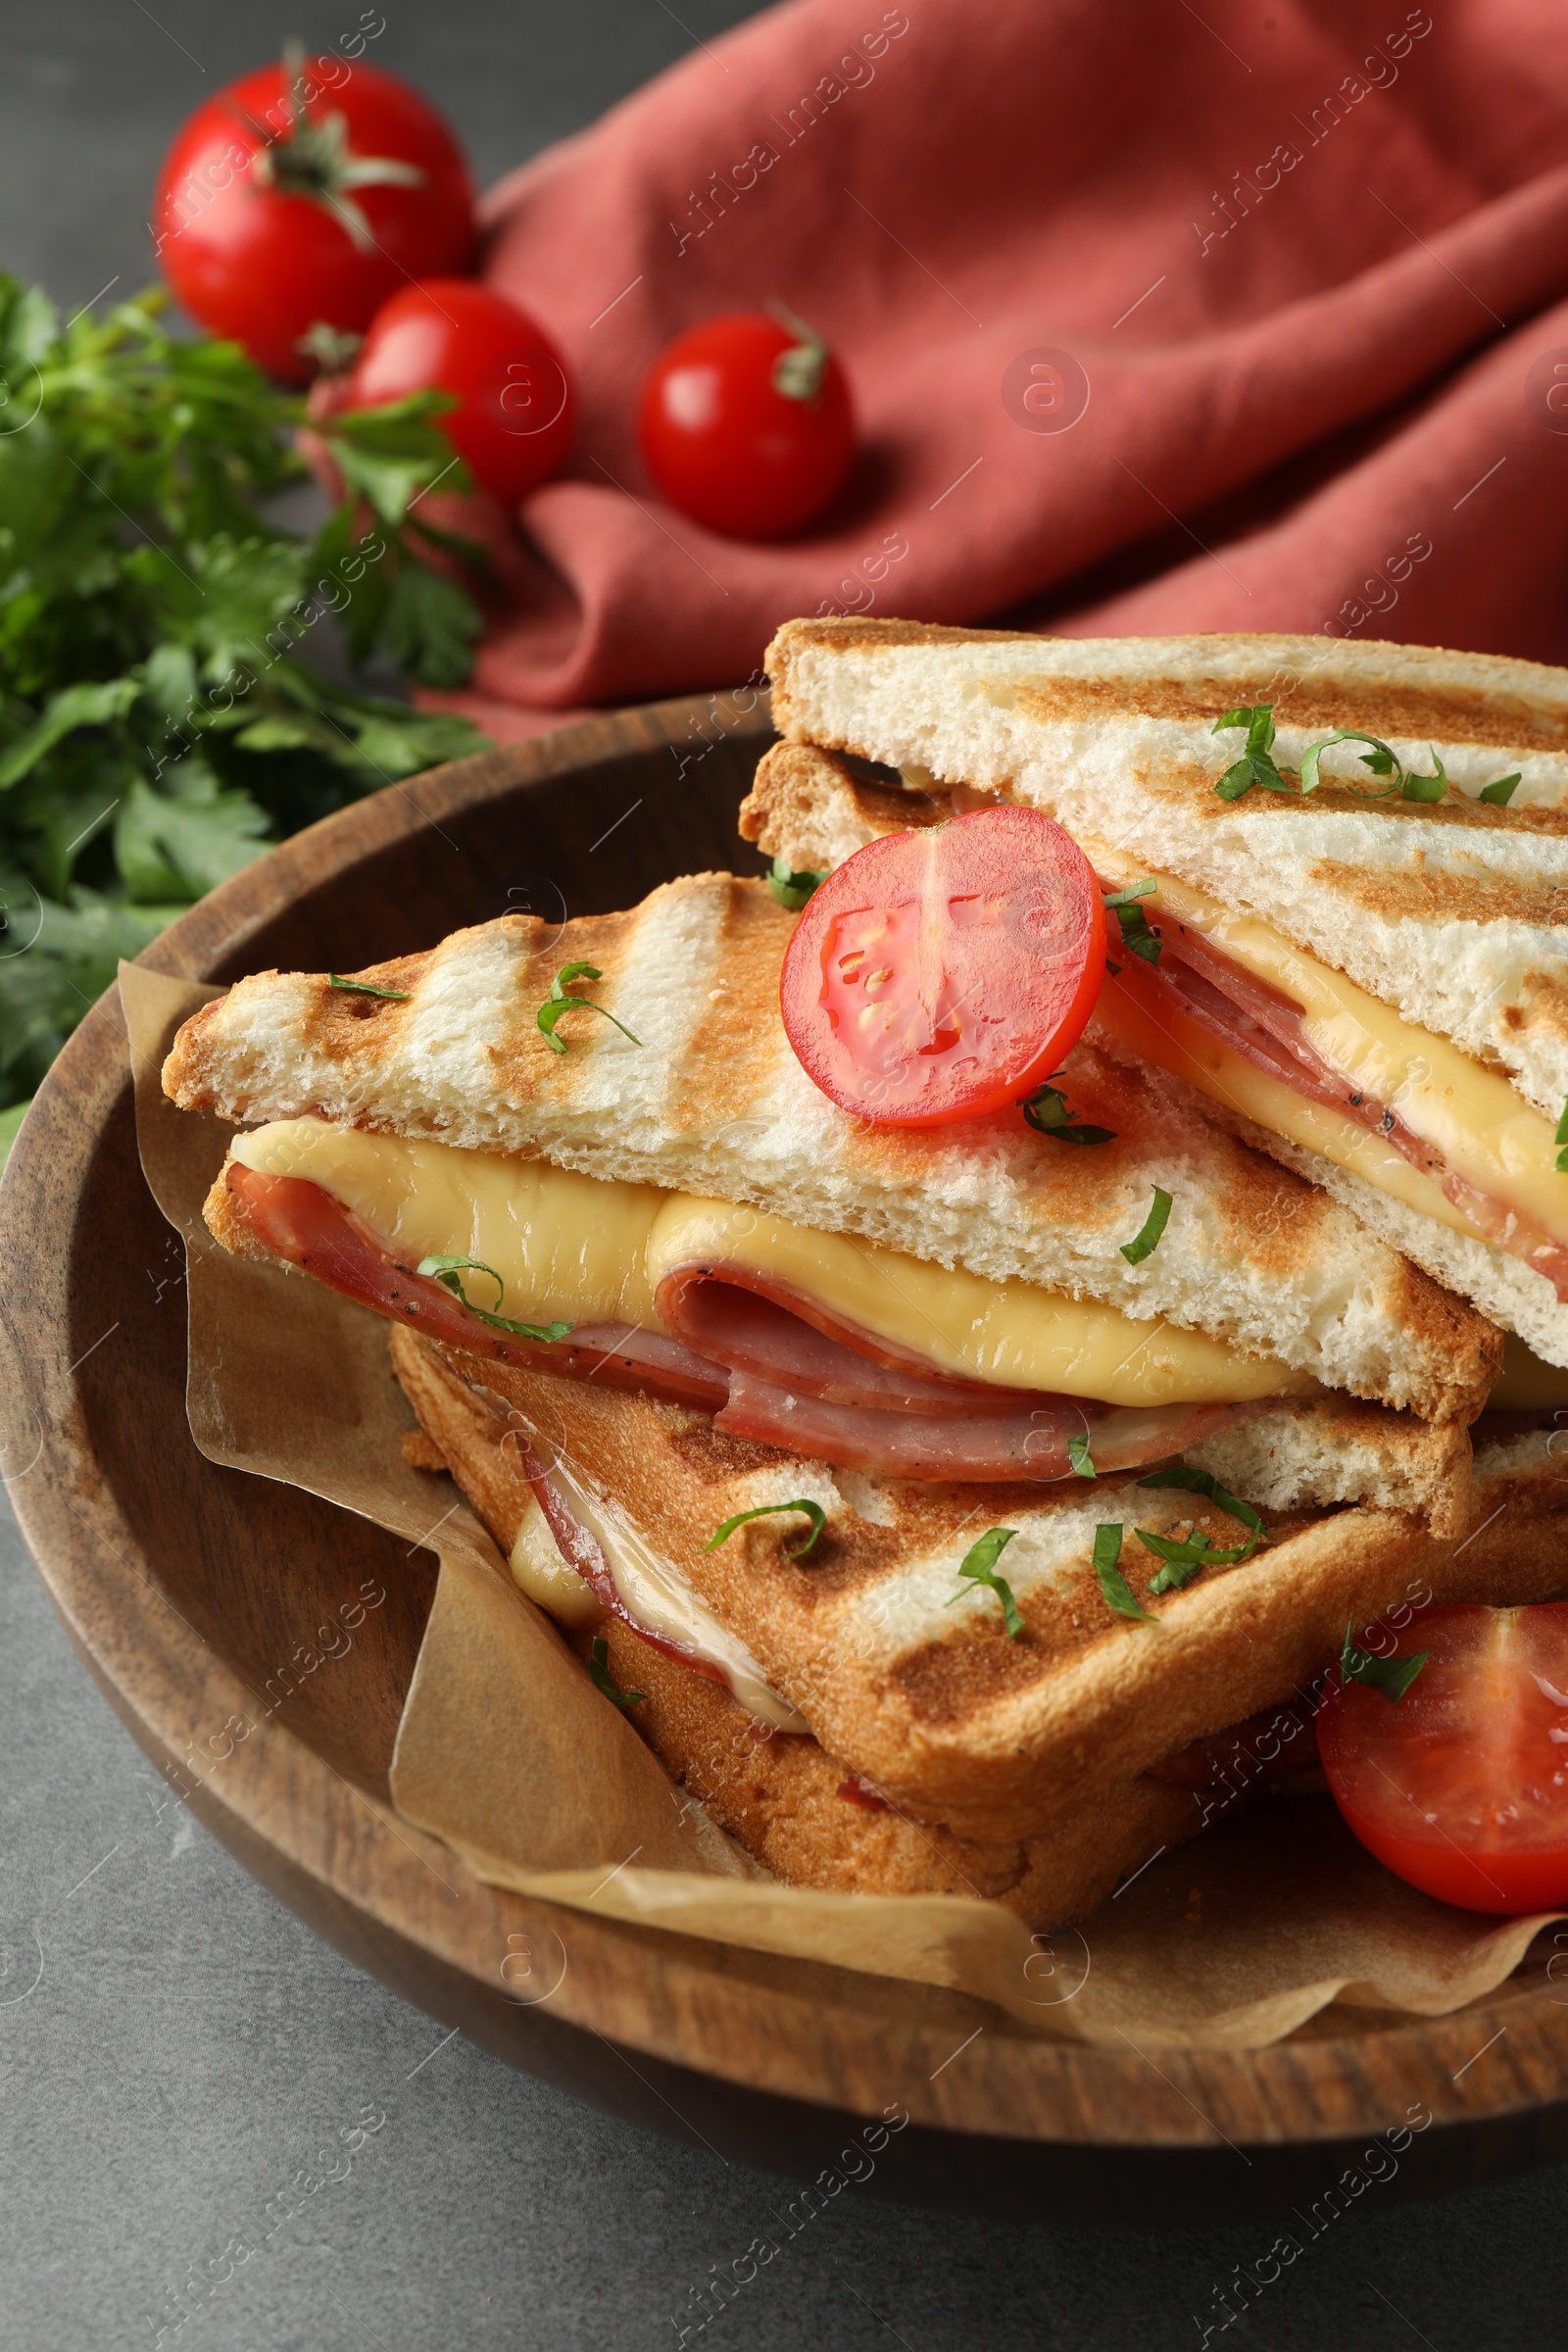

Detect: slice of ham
[1115, 915, 1568, 1302]
[224, 1163, 729, 1408]
[716, 1369, 1245, 1482]
[656, 1262, 1043, 1416]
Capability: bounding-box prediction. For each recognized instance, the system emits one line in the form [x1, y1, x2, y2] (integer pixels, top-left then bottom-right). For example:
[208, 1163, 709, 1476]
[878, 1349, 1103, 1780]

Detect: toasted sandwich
[161, 874, 1522, 1917]
[760, 620, 1568, 1385]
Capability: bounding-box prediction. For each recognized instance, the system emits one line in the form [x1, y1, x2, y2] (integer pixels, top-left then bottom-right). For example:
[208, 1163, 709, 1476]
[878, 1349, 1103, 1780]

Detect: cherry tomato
[637, 310, 855, 538]
[154, 53, 476, 381]
[1320, 1603, 1568, 1912]
[779, 808, 1107, 1127]
[348, 280, 574, 505]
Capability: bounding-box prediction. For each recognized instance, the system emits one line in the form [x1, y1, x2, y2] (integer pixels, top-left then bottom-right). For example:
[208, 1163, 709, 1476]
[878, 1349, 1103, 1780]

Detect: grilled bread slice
[163, 874, 1497, 1430]
[391, 1324, 1201, 1924]
[761, 620, 1568, 1363]
[383, 1328, 1568, 1848]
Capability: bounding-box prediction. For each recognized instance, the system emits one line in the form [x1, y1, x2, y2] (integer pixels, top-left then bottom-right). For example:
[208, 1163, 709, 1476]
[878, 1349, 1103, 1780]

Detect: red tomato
[154, 54, 476, 380]
[1320, 1603, 1568, 1912]
[779, 808, 1107, 1126]
[349, 281, 574, 505]
[637, 311, 855, 538]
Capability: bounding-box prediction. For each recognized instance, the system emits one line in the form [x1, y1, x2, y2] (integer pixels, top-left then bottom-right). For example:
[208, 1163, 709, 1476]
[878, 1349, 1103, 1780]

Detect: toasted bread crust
[389, 1325, 1199, 1922]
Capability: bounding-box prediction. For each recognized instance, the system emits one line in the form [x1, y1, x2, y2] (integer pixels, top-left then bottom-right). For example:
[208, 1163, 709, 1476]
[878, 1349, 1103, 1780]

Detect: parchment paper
[123, 963, 1567, 2047]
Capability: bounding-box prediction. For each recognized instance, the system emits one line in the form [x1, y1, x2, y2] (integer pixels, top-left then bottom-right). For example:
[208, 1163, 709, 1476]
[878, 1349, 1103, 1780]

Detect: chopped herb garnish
[1136, 1464, 1264, 1540]
[1119, 1185, 1172, 1263]
[1211, 706, 1293, 801]
[945, 1526, 1024, 1640]
[1102, 877, 1162, 965]
[1021, 1078, 1116, 1146]
[536, 961, 643, 1055]
[1555, 1097, 1568, 1174]
[1136, 1525, 1254, 1595]
[588, 1635, 644, 1707]
[1215, 709, 1520, 810]
[1132, 1464, 1264, 1592]
[1339, 1618, 1428, 1702]
[1093, 1522, 1153, 1622]
[1067, 1432, 1096, 1479]
[768, 856, 827, 911]
[328, 973, 410, 1002]
[706, 1499, 826, 1559]
[416, 1254, 572, 1343]
[1297, 727, 1403, 799]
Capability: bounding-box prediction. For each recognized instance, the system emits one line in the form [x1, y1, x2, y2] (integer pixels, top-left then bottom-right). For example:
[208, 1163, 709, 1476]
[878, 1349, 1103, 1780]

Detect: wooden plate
[6, 693, 1568, 2223]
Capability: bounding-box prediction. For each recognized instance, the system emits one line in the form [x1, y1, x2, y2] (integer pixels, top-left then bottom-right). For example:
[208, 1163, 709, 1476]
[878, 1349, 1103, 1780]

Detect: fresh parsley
[945, 1526, 1024, 1640]
[1102, 877, 1162, 965]
[1556, 1097, 1568, 1175]
[328, 972, 410, 1001]
[0, 271, 491, 1142]
[1135, 1525, 1254, 1595]
[1339, 1618, 1428, 1702]
[415, 1254, 571, 1343]
[1093, 1523, 1153, 1622]
[1213, 708, 1521, 810]
[1211, 705, 1294, 801]
[588, 1635, 645, 1707]
[536, 962, 643, 1055]
[1021, 1078, 1116, 1146]
[1067, 1432, 1096, 1478]
[706, 1499, 827, 1559]
[768, 855, 826, 911]
[1131, 1470, 1264, 1591]
[1120, 1185, 1173, 1263]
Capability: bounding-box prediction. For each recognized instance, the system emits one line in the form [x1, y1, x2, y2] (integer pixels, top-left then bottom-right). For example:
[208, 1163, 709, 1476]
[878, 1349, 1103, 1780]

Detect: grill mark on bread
[482, 906, 642, 1108]
[1307, 858, 1568, 929]
[299, 951, 431, 1063]
[670, 881, 799, 1134]
[1009, 675, 1568, 752]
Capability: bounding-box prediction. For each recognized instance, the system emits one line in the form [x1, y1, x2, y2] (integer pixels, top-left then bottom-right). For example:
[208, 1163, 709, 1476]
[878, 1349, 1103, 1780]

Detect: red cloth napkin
[435, 0, 1568, 732]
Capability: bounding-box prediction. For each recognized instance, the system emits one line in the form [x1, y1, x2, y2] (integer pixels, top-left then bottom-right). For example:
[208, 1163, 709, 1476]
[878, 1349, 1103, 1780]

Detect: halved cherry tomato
[349, 280, 574, 505]
[154, 54, 476, 382]
[637, 310, 855, 539]
[779, 808, 1107, 1126]
[1319, 1603, 1568, 1913]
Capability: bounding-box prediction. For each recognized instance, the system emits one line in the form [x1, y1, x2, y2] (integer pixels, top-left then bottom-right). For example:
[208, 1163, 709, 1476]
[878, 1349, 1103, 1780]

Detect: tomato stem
[768, 302, 831, 403]
[246, 39, 426, 255]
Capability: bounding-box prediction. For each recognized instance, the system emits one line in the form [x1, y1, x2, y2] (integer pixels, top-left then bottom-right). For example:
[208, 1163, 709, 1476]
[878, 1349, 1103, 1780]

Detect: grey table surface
[2, 3, 1566, 2344]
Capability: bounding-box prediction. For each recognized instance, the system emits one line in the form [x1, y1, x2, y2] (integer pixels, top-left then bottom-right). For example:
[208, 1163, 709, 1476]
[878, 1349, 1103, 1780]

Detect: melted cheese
[232, 1121, 664, 1327]
[509, 1492, 604, 1627]
[642, 1196, 1300, 1404]
[536, 1459, 805, 1731]
[1093, 849, 1568, 1253]
[232, 1118, 1303, 1405]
